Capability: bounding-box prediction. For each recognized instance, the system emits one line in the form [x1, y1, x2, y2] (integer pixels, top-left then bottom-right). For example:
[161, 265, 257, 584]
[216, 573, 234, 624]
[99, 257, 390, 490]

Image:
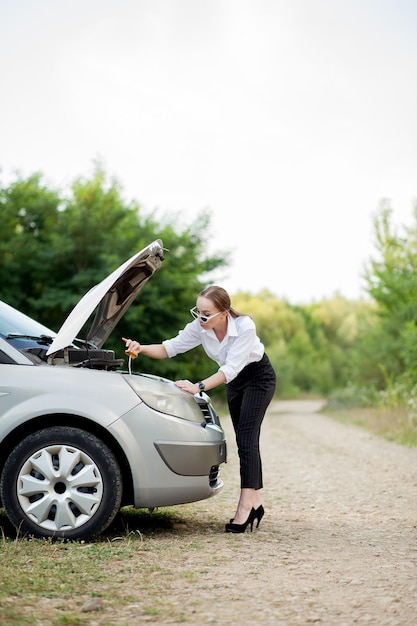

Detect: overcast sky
[1, 0, 417, 303]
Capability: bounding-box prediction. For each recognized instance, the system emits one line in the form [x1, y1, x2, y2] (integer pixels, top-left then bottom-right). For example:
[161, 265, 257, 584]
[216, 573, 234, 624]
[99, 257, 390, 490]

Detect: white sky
[1, 0, 417, 303]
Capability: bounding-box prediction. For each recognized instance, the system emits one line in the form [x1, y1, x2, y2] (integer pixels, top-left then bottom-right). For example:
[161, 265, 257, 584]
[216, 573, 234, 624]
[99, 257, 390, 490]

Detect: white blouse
[163, 314, 264, 383]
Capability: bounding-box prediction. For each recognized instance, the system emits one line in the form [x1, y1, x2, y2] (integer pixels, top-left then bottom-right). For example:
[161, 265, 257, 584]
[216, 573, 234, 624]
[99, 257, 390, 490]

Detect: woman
[122, 285, 276, 534]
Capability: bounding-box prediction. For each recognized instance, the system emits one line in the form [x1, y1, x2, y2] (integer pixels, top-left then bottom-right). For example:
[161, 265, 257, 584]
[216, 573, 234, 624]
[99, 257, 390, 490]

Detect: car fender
[0, 367, 141, 441]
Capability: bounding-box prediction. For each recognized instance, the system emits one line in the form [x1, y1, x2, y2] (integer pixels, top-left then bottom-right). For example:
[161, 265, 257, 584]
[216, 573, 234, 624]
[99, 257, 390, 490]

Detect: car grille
[197, 399, 222, 426]
[209, 465, 220, 487]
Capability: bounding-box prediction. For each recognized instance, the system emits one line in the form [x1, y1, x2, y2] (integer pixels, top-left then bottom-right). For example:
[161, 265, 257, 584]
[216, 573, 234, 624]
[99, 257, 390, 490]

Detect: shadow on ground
[0, 505, 220, 542]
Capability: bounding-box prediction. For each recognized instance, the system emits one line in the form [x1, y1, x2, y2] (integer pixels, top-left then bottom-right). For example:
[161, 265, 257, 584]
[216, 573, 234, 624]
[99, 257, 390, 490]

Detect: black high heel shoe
[229, 505, 265, 527]
[225, 508, 256, 534]
[253, 505, 265, 528]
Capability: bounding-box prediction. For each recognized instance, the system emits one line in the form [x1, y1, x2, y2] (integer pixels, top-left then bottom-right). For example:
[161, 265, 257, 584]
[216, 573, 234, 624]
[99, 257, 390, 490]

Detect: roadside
[2, 399, 416, 625]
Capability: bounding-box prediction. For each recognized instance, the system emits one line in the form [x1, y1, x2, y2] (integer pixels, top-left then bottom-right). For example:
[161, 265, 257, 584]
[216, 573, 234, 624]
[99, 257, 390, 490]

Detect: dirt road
[182, 399, 417, 625]
[27, 399, 414, 625]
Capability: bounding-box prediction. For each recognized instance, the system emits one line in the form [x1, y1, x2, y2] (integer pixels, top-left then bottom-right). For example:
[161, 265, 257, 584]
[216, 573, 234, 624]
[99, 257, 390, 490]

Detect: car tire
[1, 426, 123, 540]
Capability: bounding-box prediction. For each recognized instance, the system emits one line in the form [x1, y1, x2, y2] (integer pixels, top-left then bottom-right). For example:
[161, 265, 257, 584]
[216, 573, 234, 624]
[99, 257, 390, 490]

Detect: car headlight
[125, 374, 204, 423]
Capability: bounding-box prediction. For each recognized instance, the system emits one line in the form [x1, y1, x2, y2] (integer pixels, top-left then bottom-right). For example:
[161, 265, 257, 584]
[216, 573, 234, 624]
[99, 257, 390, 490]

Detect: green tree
[232, 289, 376, 397]
[0, 166, 229, 383]
[0, 171, 61, 312]
[364, 201, 417, 384]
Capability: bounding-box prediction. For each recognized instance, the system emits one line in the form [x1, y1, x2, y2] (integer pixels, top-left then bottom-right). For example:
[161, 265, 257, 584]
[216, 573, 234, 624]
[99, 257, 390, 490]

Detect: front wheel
[1, 426, 123, 540]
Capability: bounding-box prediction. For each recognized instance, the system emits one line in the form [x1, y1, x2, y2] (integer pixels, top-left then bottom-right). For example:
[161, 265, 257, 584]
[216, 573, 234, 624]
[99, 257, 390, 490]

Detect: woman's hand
[122, 337, 141, 358]
[175, 380, 199, 394]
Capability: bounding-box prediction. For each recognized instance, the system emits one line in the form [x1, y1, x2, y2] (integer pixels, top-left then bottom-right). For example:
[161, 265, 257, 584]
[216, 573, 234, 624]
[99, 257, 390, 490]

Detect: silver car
[0, 240, 226, 540]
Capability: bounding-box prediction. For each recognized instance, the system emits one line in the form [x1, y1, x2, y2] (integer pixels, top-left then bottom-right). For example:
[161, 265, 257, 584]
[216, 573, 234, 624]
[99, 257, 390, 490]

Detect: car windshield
[0, 300, 56, 340]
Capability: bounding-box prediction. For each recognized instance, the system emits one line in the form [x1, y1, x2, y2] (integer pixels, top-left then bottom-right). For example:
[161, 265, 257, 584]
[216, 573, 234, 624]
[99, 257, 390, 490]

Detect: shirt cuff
[219, 365, 237, 384]
[162, 339, 176, 358]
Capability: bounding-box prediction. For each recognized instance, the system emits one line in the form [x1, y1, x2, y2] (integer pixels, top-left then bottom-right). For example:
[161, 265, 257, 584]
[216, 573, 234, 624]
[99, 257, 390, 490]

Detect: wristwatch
[198, 381, 205, 396]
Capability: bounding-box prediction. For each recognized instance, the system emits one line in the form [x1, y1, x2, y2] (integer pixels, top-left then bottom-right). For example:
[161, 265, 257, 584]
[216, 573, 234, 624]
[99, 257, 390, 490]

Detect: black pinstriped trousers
[226, 353, 276, 490]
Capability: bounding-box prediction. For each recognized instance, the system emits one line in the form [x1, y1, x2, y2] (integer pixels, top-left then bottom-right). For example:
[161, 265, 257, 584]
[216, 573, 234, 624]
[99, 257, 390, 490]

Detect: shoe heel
[253, 505, 265, 528]
[225, 509, 256, 534]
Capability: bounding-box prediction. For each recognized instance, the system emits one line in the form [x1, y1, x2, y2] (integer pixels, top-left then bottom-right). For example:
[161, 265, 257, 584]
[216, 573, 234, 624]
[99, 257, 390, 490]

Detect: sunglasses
[190, 307, 223, 324]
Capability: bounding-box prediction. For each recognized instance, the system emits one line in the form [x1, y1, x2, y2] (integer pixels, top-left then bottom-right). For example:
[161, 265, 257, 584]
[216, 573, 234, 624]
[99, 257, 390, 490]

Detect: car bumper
[110, 403, 227, 508]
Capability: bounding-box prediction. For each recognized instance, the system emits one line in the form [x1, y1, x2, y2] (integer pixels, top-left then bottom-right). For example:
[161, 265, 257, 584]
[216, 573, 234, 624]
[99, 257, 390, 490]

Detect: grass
[0, 506, 224, 625]
[0, 499, 262, 625]
[321, 404, 417, 447]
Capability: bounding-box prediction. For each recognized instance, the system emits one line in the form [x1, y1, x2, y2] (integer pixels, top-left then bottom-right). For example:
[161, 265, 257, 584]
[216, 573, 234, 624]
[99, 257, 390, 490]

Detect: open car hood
[46, 240, 164, 356]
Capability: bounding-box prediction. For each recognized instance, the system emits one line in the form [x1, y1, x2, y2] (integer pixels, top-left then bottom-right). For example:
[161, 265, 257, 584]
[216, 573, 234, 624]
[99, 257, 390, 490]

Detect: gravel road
[187, 399, 417, 625]
[18, 399, 414, 625]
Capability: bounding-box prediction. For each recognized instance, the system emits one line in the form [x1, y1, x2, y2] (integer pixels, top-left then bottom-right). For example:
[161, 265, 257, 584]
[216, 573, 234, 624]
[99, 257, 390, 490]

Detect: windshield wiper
[6, 333, 55, 344]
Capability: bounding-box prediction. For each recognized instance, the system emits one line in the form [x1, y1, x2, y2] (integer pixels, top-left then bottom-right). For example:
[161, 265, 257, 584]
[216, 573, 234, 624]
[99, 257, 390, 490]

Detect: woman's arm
[122, 338, 168, 359]
[175, 370, 227, 395]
